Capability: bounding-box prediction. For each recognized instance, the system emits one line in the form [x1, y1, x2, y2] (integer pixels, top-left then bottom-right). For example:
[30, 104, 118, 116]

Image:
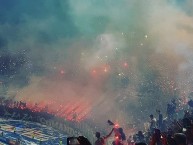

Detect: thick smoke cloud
[0, 0, 193, 130]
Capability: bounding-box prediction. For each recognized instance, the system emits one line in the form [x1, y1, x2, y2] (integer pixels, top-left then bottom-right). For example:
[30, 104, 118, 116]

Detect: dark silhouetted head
[118, 128, 123, 133]
[138, 131, 143, 135]
[95, 132, 100, 138]
[150, 114, 153, 119]
[78, 136, 92, 145]
[135, 142, 147, 145]
[174, 133, 186, 145]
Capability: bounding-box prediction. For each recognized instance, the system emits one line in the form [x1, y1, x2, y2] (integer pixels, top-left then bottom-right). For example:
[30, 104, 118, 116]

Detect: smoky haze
[0, 0, 193, 130]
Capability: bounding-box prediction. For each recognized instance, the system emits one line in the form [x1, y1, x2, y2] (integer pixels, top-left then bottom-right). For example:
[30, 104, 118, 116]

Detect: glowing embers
[90, 64, 111, 76]
[123, 62, 128, 68]
[59, 101, 90, 122]
[60, 70, 65, 75]
[91, 69, 97, 76]
[22, 100, 90, 122]
[104, 67, 108, 73]
[114, 123, 120, 128]
[4, 98, 89, 122]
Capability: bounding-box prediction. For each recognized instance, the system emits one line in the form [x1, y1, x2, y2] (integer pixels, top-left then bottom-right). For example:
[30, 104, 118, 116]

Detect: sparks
[60, 70, 65, 75]
[92, 70, 96, 73]
[104, 68, 108, 72]
[123, 62, 128, 67]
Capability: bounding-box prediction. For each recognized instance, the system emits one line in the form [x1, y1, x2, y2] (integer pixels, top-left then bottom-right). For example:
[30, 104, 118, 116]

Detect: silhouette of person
[149, 114, 156, 133]
[95, 128, 114, 145]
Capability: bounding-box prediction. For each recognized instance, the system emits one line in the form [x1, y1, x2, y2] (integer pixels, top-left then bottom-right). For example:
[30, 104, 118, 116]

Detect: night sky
[0, 0, 193, 127]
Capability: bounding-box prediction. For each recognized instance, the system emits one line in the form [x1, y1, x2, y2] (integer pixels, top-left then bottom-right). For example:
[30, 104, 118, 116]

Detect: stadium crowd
[1, 97, 193, 145]
[95, 98, 193, 145]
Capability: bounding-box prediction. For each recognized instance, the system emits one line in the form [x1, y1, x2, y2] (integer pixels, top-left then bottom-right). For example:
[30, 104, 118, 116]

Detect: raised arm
[104, 128, 114, 139]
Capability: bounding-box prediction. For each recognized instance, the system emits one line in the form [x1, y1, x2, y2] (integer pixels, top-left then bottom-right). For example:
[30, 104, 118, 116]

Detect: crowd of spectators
[126, 99, 193, 145]
[95, 98, 193, 145]
[1, 96, 193, 145]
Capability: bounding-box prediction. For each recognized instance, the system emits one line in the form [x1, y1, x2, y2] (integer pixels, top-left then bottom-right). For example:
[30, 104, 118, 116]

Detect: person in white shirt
[149, 114, 157, 134]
